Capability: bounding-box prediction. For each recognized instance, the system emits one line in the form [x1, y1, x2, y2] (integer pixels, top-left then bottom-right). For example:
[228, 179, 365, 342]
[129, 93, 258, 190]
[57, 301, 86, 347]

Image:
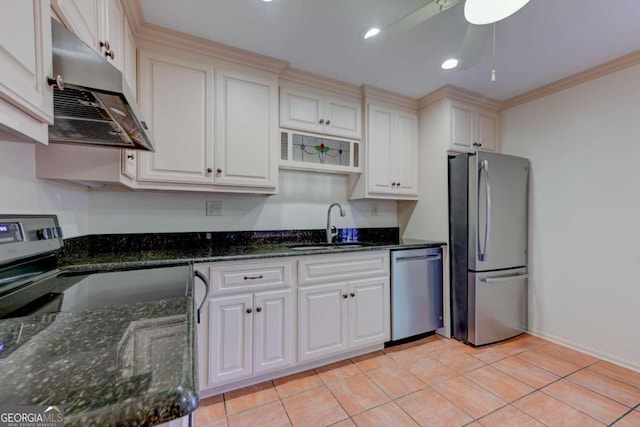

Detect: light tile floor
[194, 334, 640, 426]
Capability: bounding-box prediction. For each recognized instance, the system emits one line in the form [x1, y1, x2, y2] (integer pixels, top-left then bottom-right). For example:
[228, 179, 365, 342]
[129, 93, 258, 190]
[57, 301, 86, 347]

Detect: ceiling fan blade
[456, 23, 491, 71]
[382, 0, 461, 38]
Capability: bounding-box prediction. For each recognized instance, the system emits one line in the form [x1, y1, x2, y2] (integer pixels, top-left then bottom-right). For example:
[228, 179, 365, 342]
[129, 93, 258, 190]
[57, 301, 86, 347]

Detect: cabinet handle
[244, 275, 264, 280]
[342, 294, 348, 299]
[105, 50, 115, 60]
[47, 75, 64, 91]
[217, 168, 222, 174]
[473, 142, 482, 147]
[256, 307, 262, 313]
[349, 292, 355, 298]
[99, 40, 110, 51]
[206, 167, 213, 173]
[127, 154, 135, 160]
[396, 182, 401, 187]
[319, 119, 324, 124]
[391, 182, 396, 186]
[325, 120, 331, 125]
[246, 308, 253, 314]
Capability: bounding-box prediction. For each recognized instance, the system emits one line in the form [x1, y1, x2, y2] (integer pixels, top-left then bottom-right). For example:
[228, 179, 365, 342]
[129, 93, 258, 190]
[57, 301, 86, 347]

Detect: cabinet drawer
[202, 259, 294, 294]
[298, 251, 390, 286]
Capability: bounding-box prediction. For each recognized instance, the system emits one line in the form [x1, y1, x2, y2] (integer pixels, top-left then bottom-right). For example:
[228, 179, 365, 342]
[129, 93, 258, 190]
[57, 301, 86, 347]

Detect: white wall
[88, 170, 397, 234]
[0, 140, 88, 237]
[501, 63, 640, 370]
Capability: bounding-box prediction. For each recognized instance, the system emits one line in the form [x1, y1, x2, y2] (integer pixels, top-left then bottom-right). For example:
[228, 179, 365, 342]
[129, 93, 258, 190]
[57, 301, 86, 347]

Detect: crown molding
[135, 23, 289, 74]
[121, 0, 145, 35]
[418, 85, 502, 111]
[279, 68, 361, 98]
[501, 49, 640, 110]
[361, 85, 418, 111]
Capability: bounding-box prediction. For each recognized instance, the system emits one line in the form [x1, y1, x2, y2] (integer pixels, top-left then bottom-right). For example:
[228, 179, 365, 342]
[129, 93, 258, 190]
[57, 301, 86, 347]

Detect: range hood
[48, 19, 154, 151]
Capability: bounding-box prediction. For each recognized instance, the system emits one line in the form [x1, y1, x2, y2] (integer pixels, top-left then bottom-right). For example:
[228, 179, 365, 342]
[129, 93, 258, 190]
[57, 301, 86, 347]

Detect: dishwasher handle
[194, 270, 210, 324]
[395, 254, 441, 262]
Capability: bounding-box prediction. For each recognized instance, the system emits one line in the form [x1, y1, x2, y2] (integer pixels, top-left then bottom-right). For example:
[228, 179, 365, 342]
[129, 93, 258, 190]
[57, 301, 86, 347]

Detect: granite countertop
[0, 228, 443, 425]
[59, 227, 446, 273]
[0, 272, 198, 426]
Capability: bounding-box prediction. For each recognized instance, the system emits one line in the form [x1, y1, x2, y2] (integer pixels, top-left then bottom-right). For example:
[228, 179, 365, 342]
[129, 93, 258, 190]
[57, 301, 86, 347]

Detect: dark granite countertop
[0, 228, 441, 425]
[58, 228, 445, 273]
[0, 277, 198, 426]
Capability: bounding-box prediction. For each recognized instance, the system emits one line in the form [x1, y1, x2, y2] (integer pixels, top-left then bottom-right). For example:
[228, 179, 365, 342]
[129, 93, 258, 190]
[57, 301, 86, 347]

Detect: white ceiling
[139, 0, 640, 100]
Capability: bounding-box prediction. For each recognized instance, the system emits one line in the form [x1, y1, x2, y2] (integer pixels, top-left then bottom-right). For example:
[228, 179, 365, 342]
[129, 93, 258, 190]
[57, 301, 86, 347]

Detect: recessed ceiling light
[441, 58, 459, 70]
[363, 28, 381, 40]
[262, 0, 273, 2]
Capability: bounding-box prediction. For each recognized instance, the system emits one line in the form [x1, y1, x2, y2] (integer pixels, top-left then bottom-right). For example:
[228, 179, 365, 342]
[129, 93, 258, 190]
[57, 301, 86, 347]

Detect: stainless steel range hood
[49, 19, 154, 151]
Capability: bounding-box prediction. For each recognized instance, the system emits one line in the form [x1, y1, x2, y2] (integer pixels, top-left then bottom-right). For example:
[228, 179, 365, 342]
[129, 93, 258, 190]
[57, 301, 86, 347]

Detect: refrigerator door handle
[480, 273, 528, 283]
[478, 159, 491, 261]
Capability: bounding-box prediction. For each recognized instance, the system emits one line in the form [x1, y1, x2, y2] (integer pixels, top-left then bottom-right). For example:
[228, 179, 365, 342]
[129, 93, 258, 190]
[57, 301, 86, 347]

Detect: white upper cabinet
[280, 84, 361, 139]
[53, 0, 125, 71]
[123, 19, 136, 96]
[100, 0, 124, 71]
[450, 100, 499, 153]
[52, 0, 100, 51]
[350, 103, 418, 200]
[137, 50, 215, 185]
[0, 0, 53, 144]
[214, 66, 278, 189]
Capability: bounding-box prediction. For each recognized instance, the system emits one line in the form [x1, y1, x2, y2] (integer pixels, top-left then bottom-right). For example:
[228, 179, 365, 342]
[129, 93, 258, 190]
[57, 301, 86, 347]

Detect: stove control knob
[36, 227, 63, 240]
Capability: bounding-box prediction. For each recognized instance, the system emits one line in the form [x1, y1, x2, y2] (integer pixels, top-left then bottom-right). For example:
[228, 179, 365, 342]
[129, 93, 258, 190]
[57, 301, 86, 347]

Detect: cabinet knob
[473, 142, 482, 147]
[396, 182, 401, 187]
[100, 40, 110, 51]
[47, 75, 64, 91]
[256, 307, 262, 313]
[207, 167, 213, 173]
[391, 182, 396, 186]
[105, 50, 115, 60]
[325, 120, 331, 125]
[217, 168, 222, 174]
[127, 154, 135, 160]
[349, 292, 355, 298]
[342, 294, 348, 299]
[319, 119, 324, 124]
[246, 308, 253, 314]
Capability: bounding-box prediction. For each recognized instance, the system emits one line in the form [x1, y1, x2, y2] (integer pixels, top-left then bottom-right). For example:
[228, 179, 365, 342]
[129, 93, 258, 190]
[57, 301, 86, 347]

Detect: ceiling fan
[364, 0, 530, 75]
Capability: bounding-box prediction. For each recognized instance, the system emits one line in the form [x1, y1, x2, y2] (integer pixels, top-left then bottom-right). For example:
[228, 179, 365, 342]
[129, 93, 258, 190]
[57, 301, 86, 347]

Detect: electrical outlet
[206, 200, 223, 216]
[371, 203, 378, 216]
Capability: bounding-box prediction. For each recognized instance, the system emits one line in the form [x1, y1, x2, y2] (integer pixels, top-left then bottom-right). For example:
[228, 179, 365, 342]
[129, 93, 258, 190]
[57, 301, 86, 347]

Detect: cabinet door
[324, 97, 361, 139]
[366, 105, 394, 195]
[298, 284, 348, 362]
[101, 0, 123, 71]
[208, 294, 253, 386]
[476, 110, 499, 152]
[0, 0, 53, 141]
[394, 112, 419, 196]
[253, 289, 293, 375]
[123, 20, 136, 97]
[137, 50, 214, 184]
[52, 0, 100, 51]
[215, 68, 277, 188]
[280, 86, 323, 134]
[450, 102, 474, 152]
[348, 277, 390, 348]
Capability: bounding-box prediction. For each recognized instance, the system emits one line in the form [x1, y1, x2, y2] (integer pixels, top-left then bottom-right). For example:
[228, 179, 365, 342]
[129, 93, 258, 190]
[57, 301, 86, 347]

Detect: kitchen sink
[287, 242, 375, 251]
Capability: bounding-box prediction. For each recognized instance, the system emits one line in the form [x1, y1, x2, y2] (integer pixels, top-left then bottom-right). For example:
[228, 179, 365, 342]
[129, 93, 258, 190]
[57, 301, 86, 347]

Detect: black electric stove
[0, 215, 196, 359]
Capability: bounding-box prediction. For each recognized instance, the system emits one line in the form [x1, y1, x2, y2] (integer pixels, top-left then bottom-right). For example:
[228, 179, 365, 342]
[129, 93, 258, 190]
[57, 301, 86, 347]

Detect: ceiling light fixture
[363, 28, 381, 39]
[262, 0, 273, 2]
[464, 0, 530, 25]
[441, 58, 458, 70]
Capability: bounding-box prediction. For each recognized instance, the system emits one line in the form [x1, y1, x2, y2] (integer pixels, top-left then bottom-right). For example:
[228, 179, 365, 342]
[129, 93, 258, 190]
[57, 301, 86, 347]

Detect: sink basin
[287, 243, 374, 251]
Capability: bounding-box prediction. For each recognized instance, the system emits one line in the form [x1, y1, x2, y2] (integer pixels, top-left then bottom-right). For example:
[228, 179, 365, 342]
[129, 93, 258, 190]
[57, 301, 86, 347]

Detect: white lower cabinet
[298, 276, 389, 363]
[196, 251, 390, 393]
[208, 288, 293, 386]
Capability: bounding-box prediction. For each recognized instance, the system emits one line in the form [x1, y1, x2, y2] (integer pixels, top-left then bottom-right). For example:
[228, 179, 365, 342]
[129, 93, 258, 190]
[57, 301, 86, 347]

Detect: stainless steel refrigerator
[449, 152, 529, 346]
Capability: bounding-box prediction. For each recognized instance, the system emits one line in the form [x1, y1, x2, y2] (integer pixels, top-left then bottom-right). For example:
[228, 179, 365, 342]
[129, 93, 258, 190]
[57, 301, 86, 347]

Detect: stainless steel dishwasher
[391, 247, 443, 341]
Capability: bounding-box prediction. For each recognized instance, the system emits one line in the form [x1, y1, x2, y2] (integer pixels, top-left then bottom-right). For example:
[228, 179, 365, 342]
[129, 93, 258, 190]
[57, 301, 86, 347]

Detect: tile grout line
[605, 402, 640, 426]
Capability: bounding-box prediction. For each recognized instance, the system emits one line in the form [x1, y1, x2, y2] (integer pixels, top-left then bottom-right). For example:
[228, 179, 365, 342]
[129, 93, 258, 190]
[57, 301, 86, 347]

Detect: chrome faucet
[326, 203, 346, 243]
